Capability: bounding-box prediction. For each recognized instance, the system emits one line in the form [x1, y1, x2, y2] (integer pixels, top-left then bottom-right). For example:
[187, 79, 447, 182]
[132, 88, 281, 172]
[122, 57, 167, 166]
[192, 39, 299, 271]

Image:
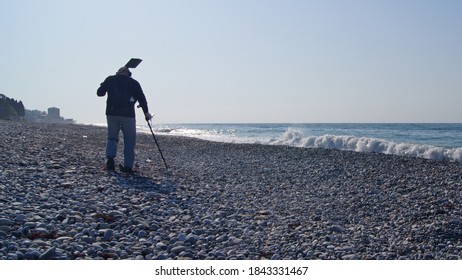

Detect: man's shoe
[105, 158, 115, 171]
[119, 164, 134, 174]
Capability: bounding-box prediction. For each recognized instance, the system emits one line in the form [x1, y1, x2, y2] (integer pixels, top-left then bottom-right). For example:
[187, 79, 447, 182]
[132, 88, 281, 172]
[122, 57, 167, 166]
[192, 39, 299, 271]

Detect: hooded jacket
[97, 74, 149, 118]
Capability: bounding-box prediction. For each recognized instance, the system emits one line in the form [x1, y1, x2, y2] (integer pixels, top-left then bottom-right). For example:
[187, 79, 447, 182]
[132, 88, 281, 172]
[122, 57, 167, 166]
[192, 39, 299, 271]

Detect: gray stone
[23, 222, 36, 228]
[24, 251, 40, 260]
[15, 214, 26, 223]
[98, 223, 109, 230]
[0, 218, 13, 227]
[155, 254, 169, 260]
[185, 234, 199, 244]
[156, 242, 168, 250]
[81, 237, 94, 244]
[15, 251, 24, 260]
[138, 230, 147, 239]
[39, 247, 56, 260]
[170, 246, 187, 255]
[342, 254, 357, 260]
[328, 225, 346, 233]
[178, 233, 187, 242]
[0, 226, 11, 233]
[103, 229, 114, 241]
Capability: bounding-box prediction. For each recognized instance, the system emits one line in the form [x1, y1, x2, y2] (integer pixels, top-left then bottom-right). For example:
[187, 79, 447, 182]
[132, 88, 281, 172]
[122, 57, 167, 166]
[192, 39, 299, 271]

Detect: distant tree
[0, 100, 17, 119]
[0, 94, 26, 119]
[14, 100, 25, 117]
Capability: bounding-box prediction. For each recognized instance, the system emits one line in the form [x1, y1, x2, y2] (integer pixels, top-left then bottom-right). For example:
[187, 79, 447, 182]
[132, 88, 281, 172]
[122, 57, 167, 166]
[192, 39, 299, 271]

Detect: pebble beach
[1, 120, 462, 260]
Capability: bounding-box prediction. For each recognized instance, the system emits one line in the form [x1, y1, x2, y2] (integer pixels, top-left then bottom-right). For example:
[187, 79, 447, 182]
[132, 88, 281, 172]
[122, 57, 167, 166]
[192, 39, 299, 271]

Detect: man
[97, 66, 152, 173]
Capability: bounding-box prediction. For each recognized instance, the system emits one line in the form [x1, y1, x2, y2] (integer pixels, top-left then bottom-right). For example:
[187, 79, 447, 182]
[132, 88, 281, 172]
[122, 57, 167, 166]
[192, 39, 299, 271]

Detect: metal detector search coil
[125, 58, 142, 68]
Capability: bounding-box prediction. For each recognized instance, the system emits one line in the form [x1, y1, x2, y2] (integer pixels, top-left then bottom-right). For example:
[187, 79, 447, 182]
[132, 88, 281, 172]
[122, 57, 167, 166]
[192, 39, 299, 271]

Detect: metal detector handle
[146, 120, 169, 170]
[137, 104, 153, 120]
[137, 104, 167, 169]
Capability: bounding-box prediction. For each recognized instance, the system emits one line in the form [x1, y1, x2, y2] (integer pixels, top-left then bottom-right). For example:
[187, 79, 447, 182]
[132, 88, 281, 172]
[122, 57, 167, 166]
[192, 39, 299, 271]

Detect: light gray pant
[106, 116, 136, 168]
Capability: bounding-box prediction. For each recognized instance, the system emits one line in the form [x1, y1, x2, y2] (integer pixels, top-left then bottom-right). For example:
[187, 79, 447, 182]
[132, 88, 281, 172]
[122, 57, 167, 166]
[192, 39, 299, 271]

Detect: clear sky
[1, 0, 461, 124]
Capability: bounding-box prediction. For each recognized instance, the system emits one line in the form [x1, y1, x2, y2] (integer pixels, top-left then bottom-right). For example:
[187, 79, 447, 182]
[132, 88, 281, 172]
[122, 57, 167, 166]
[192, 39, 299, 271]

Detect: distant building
[47, 107, 60, 120]
[25, 107, 75, 124]
[25, 109, 46, 121]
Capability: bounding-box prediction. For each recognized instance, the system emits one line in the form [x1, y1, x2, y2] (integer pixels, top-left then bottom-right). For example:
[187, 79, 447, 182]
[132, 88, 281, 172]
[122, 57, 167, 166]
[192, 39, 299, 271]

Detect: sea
[137, 123, 462, 163]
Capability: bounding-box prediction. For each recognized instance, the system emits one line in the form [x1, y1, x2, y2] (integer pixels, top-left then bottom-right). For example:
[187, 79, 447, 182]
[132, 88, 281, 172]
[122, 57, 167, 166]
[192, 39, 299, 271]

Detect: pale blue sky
[1, 0, 461, 124]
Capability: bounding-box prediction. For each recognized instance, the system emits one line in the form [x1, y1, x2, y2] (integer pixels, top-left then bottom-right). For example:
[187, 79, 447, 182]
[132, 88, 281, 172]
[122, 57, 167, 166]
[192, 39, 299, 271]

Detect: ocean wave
[269, 128, 462, 163]
[148, 125, 462, 163]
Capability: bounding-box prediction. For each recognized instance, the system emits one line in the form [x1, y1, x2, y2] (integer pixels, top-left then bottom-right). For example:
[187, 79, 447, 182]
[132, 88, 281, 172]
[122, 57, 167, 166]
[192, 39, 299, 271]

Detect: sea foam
[150, 124, 462, 163]
[270, 128, 462, 163]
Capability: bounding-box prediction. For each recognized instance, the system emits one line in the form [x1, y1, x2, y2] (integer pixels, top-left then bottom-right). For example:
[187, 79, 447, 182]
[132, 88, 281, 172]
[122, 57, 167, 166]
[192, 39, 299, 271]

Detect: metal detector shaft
[146, 121, 169, 170]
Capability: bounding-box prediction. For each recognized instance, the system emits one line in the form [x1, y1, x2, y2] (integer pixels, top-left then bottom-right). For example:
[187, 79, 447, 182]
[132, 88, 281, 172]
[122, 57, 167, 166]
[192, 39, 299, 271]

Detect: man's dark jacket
[97, 75, 148, 118]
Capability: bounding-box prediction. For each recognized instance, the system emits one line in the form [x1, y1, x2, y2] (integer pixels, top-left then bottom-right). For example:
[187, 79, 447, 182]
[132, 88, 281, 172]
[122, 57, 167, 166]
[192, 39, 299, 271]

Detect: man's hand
[145, 112, 153, 121]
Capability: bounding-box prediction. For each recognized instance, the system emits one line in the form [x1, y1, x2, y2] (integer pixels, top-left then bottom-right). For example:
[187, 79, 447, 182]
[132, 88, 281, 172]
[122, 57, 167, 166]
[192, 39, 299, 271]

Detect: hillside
[0, 94, 25, 120]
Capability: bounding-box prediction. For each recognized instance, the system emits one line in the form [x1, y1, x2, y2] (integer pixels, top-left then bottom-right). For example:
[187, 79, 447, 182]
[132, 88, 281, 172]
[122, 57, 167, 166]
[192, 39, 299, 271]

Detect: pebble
[2, 121, 462, 260]
[342, 254, 357, 260]
[15, 214, 26, 223]
[39, 247, 57, 260]
[103, 229, 114, 241]
[170, 246, 187, 255]
[329, 225, 346, 233]
[177, 233, 187, 242]
[138, 230, 148, 239]
[156, 242, 168, 250]
[0, 219, 13, 227]
[0, 226, 11, 233]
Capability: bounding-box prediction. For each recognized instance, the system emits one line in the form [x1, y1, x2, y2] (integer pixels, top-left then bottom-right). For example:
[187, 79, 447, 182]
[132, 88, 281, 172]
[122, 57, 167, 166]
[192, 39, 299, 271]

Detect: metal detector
[146, 119, 169, 170]
[125, 58, 142, 69]
[126, 58, 169, 170]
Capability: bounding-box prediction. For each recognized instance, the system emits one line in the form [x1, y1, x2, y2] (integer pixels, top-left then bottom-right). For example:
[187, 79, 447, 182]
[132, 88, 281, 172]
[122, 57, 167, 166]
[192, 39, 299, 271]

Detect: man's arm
[134, 81, 149, 114]
[97, 77, 110, 96]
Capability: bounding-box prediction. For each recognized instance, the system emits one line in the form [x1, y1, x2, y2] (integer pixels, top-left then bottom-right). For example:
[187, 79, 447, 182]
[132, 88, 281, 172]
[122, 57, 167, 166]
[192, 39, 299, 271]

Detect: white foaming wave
[152, 126, 242, 143]
[146, 125, 462, 163]
[270, 128, 462, 163]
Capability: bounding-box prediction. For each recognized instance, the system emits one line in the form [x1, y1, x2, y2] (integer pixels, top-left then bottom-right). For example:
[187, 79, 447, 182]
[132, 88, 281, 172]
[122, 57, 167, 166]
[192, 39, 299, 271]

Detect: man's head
[116, 67, 132, 77]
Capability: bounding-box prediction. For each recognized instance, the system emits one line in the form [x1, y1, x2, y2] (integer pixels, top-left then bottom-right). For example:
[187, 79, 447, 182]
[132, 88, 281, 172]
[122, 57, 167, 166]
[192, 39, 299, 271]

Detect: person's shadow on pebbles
[107, 172, 176, 195]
